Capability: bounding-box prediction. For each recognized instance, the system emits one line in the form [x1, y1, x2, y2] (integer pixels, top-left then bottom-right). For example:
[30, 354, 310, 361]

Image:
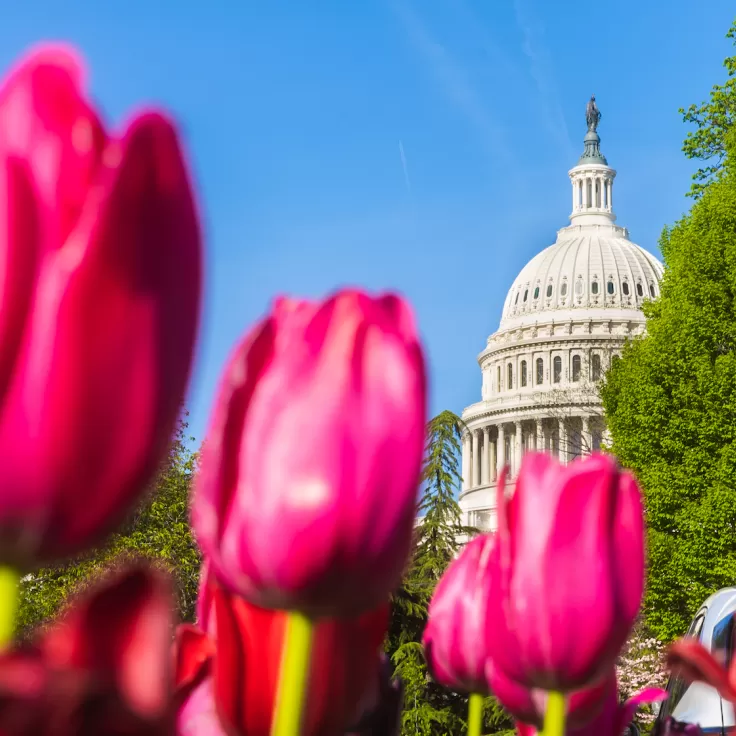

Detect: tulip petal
[42, 565, 173, 719]
[667, 639, 736, 702]
[174, 625, 215, 693]
[615, 688, 668, 736]
[0, 157, 38, 415]
[0, 45, 106, 249]
[0, 111, 201, 561]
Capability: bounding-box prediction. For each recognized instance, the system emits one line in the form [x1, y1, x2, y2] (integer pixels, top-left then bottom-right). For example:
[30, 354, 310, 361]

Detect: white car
[655, 588, 736, 734]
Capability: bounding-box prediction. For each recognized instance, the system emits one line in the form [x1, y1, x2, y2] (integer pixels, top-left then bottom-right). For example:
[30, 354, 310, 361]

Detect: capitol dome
[500, 227, 664, 331]
[458, 96, 664, 536]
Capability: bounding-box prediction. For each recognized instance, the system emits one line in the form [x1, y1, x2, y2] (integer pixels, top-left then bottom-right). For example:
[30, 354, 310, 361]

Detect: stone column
[490, 430, 497, 481]
[515, 421, 523, 475]
[607, 180, 613, 210]
[472, 429, 480, 487]
[558, 418, 566, 463]
[497, 424, 506, 473]
[582, 416, 592, 456]
[462, 433, 471, 490]
[535, 418, 544, 451]
[482, 426, 491, 485]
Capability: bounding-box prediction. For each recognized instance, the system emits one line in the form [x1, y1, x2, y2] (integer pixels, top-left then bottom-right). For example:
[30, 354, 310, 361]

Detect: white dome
[499, 224, 663, 330]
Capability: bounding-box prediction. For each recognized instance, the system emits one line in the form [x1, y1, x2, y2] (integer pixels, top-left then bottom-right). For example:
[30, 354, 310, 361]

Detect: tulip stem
[467, 692, 484, 736]
[271, 610, 314, 736]
[542, 691, 566, 736]
[0, 567, 19, 647]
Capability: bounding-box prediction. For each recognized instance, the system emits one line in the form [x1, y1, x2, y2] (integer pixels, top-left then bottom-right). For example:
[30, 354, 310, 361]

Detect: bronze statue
[586, 95, 601, 131]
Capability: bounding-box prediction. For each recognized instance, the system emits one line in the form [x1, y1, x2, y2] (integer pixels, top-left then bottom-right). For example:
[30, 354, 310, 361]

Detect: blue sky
[1, 1, 733, 443]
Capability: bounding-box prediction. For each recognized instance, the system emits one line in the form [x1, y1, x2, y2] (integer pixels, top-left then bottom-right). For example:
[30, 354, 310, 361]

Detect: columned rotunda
[459, 97, 663, 533]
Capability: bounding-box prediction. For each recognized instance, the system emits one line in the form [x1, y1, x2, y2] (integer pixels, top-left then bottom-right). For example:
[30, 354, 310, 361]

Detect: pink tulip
[423, 534, 495, 693]
[0, 46, 201, 564]
[489, 663, 612, 730]
[486, 453, 644, 691]
[192, 290, 426, 616]
[515, 678, 666, 736]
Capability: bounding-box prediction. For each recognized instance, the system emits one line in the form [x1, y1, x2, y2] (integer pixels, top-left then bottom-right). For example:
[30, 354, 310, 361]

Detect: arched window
[637, 282, 644, 297]
[533, 286, 540, 299]
[523, 289, 528, 302]
[553, 356, 562, 384]
[622, 281, 630, 296]
[546, 284, 553, 297]
[607, 280, 615, 295]
[572, 355, 581, 382]
[536, 357, 544, 385]
[591, 281, 599, 295]
[515, 292, 519, 304]
[521, 360, 528, 387]
[591, 353, 602, 381]
[560, 282, 568, 296]
[649, 284, 656, 297]
[611, 354, 621, 367]
[575, 279, 583, 296]
[507, 363, 513, 390]
[497, 366, 501, 391]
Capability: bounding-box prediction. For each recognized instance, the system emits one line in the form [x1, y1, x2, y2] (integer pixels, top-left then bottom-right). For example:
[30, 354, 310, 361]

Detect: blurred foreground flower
[175, 575, 396, 736]
[0, 46, 202, 566]
[514, 678, 666, 736]
[0, 564, 173, 735]
[666, 635, 736, 703]
[489, 665, 612, 731]
[192, 289, 426, 617]
[423, 534, 495, 695]
[486, 453, 645, 692]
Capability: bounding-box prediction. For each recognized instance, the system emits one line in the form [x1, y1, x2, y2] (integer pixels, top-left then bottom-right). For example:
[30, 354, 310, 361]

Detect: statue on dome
[586, 95, 601, 131]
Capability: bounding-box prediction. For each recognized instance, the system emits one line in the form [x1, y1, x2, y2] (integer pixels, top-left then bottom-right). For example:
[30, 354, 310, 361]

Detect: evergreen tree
[601, 129, 736, 642]
[388, 410, 513, 735]
[17, 417, 201, 635]
[681, 19, 736, 197]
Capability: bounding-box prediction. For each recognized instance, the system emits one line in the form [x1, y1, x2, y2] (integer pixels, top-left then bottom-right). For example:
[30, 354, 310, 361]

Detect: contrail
[398, 139, 412, 196]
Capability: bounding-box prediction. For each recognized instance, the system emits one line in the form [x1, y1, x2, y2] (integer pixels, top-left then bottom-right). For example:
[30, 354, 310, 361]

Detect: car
[654, 587, 736, 735]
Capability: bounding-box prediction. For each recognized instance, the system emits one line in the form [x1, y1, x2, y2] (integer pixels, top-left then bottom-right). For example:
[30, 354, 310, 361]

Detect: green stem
[0, 567, 18, 648]
[542, 691, 566, 736]
[468, 692, 484, 736]
[270, 611, 314, 736]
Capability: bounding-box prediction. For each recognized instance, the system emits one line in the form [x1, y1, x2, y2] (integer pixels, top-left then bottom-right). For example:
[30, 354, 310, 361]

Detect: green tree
[601, 129, 736, 642]
[17, 417, 201, 635]
[388, 411, 513, 735]
[681, 19, 736, 197]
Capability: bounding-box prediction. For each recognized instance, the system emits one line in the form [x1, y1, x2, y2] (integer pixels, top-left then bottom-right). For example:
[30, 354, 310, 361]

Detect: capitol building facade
[459, 98, 664, 534]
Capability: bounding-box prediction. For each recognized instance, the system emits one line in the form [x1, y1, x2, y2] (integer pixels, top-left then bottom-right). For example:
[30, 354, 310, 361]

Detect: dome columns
[569, 165, 616, 224]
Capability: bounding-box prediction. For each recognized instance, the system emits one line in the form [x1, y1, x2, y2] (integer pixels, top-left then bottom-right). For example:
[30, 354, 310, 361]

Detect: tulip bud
[423, 534, 495, 694]
[0, 46, 201, 565]
[192, 290, 426, 616]
[486, 453, 645, 691]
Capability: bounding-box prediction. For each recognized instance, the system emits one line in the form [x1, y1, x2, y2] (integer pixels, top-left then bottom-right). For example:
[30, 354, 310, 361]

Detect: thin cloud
[513, 0, 575, 159]
[398, 139, 412, 196]
[392, 1, 516, 170]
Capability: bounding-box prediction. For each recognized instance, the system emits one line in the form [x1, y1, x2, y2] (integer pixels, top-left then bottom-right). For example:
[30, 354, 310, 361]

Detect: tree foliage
[600, 130, 736, 641]
[17, 417, 201, 636]
[681, 19, 736, 197]
[388, 410, 512, 735]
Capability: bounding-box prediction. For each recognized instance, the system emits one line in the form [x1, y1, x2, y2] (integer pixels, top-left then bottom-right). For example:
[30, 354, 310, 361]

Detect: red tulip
[666, 635, 736, 703]
[486, 453, 645, 691]
[423, 534, 495, 694]
[174, 575, 391, 736]
[514, 678, 666, 736]
[0, 46, 201, 565]
[192, 290, 426, 616]
[0, 564, 174, 735]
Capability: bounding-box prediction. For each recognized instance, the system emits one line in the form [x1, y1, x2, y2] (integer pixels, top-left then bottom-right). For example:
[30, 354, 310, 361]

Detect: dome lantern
[568, 95, 616, 226]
